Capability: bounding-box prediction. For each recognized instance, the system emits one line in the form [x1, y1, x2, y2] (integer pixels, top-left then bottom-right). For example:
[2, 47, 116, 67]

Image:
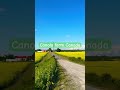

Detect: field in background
[0, 62, 30, 87]
[35, 52, 47, 62]
[35, 51, 85, 89]
[56, 52, 85, 60]
[55, 51, 85, 65]
[86, 61, 120, 79]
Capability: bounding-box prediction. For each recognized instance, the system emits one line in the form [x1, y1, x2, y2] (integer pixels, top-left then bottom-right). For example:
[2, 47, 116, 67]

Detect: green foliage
[35, 56, 58, 90]
[47, 48, 53, 52]
[5, 54, 15, 59]
[0, 56, 6, 61]
[56, 48, 61, 52]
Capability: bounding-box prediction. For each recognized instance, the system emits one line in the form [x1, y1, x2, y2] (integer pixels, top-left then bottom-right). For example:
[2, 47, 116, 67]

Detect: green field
[86, 61, 120, 79]
[0, 62, 30, 87]
[35, 52, 85, 89]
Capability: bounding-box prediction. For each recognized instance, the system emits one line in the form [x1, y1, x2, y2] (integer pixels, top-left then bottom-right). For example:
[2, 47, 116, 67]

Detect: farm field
[35, 52, 47, 62]
[0, 62, 30, 88]
[35, 52, 85, 89]
[56, 52, 85, 60]
[35, 53, 58, 90]
[86, 61, 120, 79]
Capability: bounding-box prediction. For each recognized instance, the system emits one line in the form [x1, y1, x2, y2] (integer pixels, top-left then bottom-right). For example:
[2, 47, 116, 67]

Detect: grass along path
[35, 53, 58, 90]
[54, 63, 78, 90]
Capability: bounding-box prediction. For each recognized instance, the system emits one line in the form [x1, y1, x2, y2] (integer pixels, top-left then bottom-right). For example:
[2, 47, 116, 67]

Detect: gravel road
[57, 59, 85, 90]
[53, 53, 100, 90]
[52, 53, 85, 90]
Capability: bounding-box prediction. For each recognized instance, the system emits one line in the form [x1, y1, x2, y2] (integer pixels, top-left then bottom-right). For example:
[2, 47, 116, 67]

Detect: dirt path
[58, 59, 85, 90]
[52, 53, 85, 90]
[53, 53, 100, 90]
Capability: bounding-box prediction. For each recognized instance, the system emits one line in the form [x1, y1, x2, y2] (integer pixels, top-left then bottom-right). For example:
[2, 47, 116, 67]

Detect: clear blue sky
[35, 0, 85, 49]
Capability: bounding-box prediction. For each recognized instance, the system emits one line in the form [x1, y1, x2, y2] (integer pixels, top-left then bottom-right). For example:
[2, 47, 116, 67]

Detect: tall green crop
[35, 56, 58, 90]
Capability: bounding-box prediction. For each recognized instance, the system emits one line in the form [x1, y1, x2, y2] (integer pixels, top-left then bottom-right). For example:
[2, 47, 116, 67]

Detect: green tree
[5, 54, 15, 59]
[56, 48, 61, 52]
[47, 48, 52, 52]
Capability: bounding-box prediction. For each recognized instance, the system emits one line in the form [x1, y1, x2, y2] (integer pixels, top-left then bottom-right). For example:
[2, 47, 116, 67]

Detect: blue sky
[35, 0, 85, 49]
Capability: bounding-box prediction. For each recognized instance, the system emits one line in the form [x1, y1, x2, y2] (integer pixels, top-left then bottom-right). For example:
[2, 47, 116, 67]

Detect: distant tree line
[0, 54, 34, 62]
[86, 56, 120, 61]
[35, 48, 84, 52]
[58, 49, 85, 52]
[0, 54, 15, 61]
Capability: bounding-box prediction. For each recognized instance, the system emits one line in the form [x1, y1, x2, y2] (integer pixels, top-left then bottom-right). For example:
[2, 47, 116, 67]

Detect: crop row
[35, 54, 58, 90]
